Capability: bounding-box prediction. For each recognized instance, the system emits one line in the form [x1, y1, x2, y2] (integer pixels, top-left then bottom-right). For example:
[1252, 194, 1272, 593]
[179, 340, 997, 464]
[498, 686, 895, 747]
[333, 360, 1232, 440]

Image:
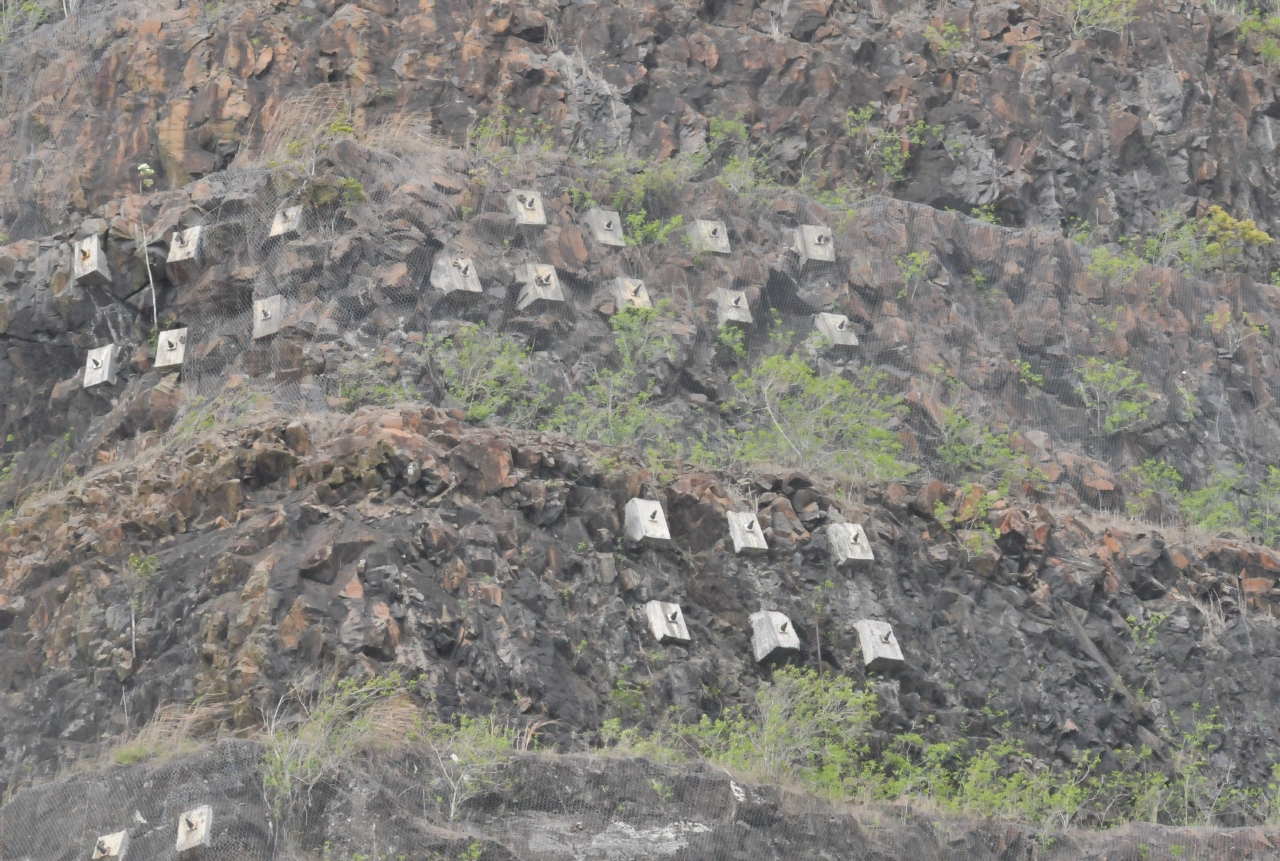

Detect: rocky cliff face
[3, 0, 1280, 850]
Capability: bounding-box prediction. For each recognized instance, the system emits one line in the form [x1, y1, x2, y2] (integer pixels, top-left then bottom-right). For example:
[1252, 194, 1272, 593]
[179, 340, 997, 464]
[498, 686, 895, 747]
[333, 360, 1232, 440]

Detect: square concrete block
[269, 205, 303, 238]
[72, 235, 111, 286]
[645, 600, 690, 643]
[853, 619, 904, 671]
[814, 313, 859, 346]
[176, 805, 212, 854]
[167, 226, 202, 263]
[507, 189, 547, 226]
[430, 256, 483, 295]
[607, 277, 650, 310]
[515, 263, 564, 310]
[713, 288, 752, 327]
[93, 831, 129, 861]
[625, 498, 670, 543]
[584, 208, 626, 247]
[750, 610, 799, 662]
[727, 510, 767, 554]
[253, 296, 284, 339]
[155, 327, 188, 369]
[794, 225, 835, 263]
[84, 345, 119, 388]
[829, 522, 874, 566]
[689, 219, 731, 254]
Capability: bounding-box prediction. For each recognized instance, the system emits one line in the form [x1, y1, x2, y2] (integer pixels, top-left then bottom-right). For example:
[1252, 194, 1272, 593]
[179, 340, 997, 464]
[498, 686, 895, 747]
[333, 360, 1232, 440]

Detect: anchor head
[185, 817, 196, 832]
[96, 840, 109, 855]
[745, 519, 755, 531]
[518, 193, 535, 210]
[535, 273, 551, 287]
[709, 226, 720, 237]
[261, 307, 271, 319]
[732, 295, 742, 307]
[815, 232, 831, 245]
[779, 621, 788, 633]
[603, 219, 614, 231]
[628, 283, 639, 297]
[80, 248, 90, 261]
[165, 338, 175, 350]
[91, 358, 102, 369]
[880, 630, 892, 643]
[836, 319, 846, 331]
[649, 509, 658, 521]
[668, 610, 678, 622]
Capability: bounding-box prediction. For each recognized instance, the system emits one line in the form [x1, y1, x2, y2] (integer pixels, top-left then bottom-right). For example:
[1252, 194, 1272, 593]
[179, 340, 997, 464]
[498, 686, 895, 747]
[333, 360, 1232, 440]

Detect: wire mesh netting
[3, 739, 1277, 861]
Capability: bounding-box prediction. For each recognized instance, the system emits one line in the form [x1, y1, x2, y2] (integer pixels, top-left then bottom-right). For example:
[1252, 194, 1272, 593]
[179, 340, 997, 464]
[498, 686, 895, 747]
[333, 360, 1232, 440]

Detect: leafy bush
[896, 250, 931, 299]
[1249, 466, 1280, 544]
[725, 353, 915, 485]
[569, 153, 694, 246]
[1083, 207, 1272, 282]
[433, 324, 543, 425]
[844, 106, 944, 188]
[412, 715, 519, 821]
[1240, 12, 1280, 68]
[544, 303, 676, 448]
[936, 407, 1041, 495]
[261, 674, 413, 820]
[1076, 357, 1155, 436]
[684, 668, 875, 796]
[1057, 0, 1137, 37]
[597, 668, 1261, 830]
[1125, 459, 1184, 519]
[1198, 205, 1274, 272]
[1179, 467, 1243, 532]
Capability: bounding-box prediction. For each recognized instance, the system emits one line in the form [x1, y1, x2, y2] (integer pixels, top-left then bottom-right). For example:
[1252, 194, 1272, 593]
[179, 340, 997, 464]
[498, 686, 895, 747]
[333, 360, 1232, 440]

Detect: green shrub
[1179, 467, 1243, 532]
[1249, 466, 1280, 544]
[543, 303, 676, 449]
[261, 674, 410, 820]
[434, 324, 543, 425]
[1124, 459, 1184, 519]
[682, 667, 876, 796]
[412, 714, 518, 821]
[896, 250, 931, 299]
[725, 353, 914, 485]
[936, 407, 1041, 495]
[844, 106, 943, 187]
[1057, 0, 1137, 37]
[1240, 12, 1280, 68]
[1076, 357, 1155, 436]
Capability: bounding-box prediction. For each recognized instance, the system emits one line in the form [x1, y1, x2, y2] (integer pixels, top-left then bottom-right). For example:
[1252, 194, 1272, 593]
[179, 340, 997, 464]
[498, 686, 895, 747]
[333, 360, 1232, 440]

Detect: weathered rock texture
[5, 743, 1278, 861]
[2, 0, 1280, 850]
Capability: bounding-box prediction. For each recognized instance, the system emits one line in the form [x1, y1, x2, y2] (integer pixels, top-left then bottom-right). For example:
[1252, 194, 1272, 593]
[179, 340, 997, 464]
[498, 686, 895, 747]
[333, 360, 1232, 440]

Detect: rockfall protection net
[2, 0, 1279, 514]
[0, 740, 1269, 861]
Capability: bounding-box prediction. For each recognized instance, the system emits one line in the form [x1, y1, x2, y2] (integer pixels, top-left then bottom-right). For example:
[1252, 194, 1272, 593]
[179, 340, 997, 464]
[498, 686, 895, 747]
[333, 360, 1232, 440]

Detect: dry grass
[235, 87, 447, 171]
[86, 699, 233, 772]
